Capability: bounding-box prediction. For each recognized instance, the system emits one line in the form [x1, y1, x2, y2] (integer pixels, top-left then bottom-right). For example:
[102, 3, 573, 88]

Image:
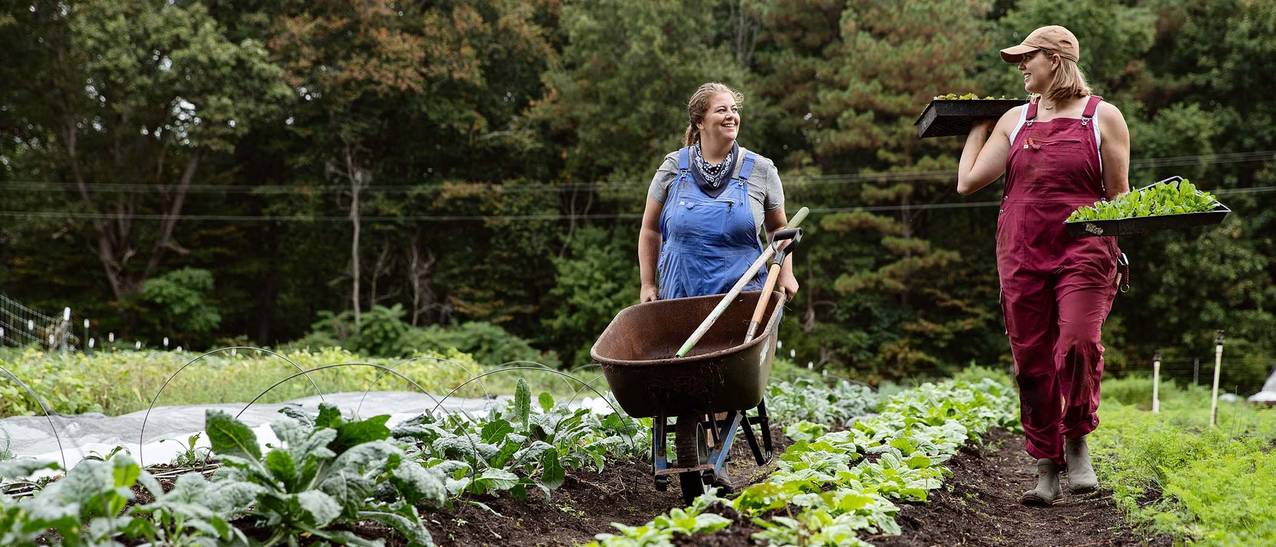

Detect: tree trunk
[408, 234, 437, 326]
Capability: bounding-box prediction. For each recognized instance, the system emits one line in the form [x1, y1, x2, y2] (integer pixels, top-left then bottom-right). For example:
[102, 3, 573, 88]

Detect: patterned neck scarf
[691, 142, 738, 194]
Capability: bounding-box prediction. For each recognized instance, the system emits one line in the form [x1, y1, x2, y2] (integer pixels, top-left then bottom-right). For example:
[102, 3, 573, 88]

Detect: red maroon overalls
[999, 96, 1119, 465]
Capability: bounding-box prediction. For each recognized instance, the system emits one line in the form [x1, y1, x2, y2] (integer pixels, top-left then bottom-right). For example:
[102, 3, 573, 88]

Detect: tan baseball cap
[1000, 25, 1079, 63]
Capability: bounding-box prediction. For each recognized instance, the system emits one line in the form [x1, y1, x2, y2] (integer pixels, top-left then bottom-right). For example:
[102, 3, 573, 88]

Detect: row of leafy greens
[588, 375, 1017, 546]
[0, 379, 647, 546]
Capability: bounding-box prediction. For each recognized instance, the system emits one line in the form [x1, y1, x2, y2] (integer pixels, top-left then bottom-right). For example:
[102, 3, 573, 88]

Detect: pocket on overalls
[995, 207, 1010, 248]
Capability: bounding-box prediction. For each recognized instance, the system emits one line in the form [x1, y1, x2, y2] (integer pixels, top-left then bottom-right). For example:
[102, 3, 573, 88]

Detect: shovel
[744, 227, 802, 342]
[675, 207, 809, 358]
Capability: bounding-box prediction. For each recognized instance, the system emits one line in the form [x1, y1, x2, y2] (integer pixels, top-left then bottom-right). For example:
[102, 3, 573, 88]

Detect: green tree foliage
[295, 304, 556, 366]
[1, 0, 290, 300]
[1, 0, 1273, 390]
[778, 0, 1003, 379]
[139, 268, 222, 344]
[542, 227, 639, 366]
[532, 0, 751, 182]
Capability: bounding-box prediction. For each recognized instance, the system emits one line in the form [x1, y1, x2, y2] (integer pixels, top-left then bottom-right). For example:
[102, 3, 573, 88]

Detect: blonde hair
[1038, 49, 1092, 104]
[684, 82, 743, 147]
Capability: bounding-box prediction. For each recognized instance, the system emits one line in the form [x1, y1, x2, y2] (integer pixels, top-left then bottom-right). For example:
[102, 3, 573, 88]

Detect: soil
[425, 424, 791, 546]
[117, 425, 1168, 546]
[864, 428, 1168, 547]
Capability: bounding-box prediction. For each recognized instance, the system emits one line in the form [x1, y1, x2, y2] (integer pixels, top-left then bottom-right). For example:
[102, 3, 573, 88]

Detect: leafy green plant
[1090, 378, 1276, 544]
[1068, 179, 1220, 222]
[123, 472, 253, 546]
[393, 379, 645, 501]
[768, 377, 878, 426]
[161, 432, 212, 468]
[205, 404, 447, 546]
[587, 489, 731, 547]
[595, 377, 1018, 546]
[0, 456, 157, 546]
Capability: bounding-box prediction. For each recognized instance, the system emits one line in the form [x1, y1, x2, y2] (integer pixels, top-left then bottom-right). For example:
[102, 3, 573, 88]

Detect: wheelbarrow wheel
[675, 415, 707, 505]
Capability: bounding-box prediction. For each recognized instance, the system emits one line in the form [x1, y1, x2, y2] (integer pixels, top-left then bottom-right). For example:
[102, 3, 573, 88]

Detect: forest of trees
[1, 0, 1272, 390]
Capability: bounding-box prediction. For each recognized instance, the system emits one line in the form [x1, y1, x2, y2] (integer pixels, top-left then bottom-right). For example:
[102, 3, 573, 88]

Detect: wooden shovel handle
[744, 263, 783, 342]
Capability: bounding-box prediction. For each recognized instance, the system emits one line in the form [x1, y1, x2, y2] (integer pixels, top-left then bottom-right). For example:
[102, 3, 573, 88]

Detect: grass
[1090, 376, 1276, 545]
[0, 346, 605, 418]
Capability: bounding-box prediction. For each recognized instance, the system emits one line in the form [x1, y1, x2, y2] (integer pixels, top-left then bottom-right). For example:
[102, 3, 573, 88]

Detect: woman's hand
[777, 272, 799, 301]
[640, 284, 659, 303]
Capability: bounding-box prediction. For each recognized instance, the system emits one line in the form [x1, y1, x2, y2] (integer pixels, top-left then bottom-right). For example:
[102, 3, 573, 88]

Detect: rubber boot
[1021, 458, 1062, 506]
[1065, 436, 1098, 494]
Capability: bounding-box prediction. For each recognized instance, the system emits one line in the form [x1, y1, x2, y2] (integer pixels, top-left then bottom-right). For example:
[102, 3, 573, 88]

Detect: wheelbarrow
[590, 289, 785, 505]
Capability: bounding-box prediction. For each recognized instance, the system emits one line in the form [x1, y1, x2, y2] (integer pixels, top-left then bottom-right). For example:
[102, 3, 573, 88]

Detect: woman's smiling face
[698, 92, 740, 143]
[1018, 50, 1056, 94]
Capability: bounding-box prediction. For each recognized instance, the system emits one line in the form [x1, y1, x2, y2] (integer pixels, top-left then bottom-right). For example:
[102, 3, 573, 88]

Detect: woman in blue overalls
[638, 82, 798, 303]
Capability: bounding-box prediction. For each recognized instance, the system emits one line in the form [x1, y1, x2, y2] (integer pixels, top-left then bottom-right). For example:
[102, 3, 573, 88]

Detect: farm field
[3, 348, 1275, 545]
[3, 1, 1275, 545]
[0, 347, 604, 419]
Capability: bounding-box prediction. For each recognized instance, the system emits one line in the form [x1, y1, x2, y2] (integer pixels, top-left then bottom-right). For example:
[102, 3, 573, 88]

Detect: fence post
[60, 307, 71, 354]
[1210, 330, 1225, 427]
[1193, 358, 1200, 385]
[1152, 351, 1161, 413]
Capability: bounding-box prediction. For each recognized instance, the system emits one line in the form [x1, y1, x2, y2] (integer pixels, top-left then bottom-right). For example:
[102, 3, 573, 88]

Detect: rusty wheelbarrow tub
[590, 290, 784, 418]
[591, 290, 784, 504]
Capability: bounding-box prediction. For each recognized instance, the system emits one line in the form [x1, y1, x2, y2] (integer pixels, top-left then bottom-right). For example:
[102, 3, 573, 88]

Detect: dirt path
[422, 427, 1162, 546]
[867, 428, 1163, 547]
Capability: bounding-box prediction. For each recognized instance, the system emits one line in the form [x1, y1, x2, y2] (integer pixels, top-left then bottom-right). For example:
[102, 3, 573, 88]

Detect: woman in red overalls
[956, 25, 1130, 506]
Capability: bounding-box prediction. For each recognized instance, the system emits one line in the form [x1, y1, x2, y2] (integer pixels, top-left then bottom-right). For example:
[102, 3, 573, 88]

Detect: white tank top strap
[1084, 96, 1103, 172]
[1008, 103, 1029, 147]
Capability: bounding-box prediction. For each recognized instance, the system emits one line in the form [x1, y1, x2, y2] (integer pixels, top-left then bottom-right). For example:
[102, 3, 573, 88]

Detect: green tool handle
[674, 207, 809, 358]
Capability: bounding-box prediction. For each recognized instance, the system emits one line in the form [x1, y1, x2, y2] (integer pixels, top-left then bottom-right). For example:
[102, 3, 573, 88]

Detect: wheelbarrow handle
[675, 207, 810, 358]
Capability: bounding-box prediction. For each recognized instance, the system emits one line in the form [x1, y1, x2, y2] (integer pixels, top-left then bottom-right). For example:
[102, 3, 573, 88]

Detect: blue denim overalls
[656, 146, 765, 299]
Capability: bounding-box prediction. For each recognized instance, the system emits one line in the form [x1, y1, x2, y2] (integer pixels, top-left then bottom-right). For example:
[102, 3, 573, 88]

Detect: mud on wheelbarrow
[590, 290, 784, 505]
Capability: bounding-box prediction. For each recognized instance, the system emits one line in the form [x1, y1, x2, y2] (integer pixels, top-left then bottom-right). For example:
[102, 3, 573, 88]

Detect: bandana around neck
[691, 142, 738, 198]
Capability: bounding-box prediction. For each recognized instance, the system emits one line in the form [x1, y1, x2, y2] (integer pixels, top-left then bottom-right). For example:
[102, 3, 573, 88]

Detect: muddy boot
[1021, 458, 1062, 506]
[1065, 436, 1098, 494]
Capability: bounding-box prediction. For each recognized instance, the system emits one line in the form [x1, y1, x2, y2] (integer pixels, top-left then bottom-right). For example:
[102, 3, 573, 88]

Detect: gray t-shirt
[646, 146, 785, 232]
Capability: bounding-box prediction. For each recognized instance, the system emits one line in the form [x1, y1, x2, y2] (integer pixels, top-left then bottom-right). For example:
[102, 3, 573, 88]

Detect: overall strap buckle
[1081, 95, 1103, 126]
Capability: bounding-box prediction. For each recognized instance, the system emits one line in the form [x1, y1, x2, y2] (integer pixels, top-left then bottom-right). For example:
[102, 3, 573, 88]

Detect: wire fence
[0, 294, 78, 351]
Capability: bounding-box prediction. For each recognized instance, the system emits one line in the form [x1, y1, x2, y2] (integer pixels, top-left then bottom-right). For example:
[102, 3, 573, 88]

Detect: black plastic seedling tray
[1065, 203, 1231, 238]
[915, 99, 1027, 139]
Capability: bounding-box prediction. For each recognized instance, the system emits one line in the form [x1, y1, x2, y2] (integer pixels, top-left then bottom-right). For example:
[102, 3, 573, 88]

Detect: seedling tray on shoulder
[1065, 203, 1231, 238]
[915, 99, 1026, 139]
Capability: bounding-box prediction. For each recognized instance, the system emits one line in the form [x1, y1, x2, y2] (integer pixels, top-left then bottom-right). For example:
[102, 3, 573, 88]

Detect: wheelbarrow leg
[653, 413, 669, 491]
[757, 399, 774, 459]
[708, 411, 742, 473]
[739, 409, 767, 466]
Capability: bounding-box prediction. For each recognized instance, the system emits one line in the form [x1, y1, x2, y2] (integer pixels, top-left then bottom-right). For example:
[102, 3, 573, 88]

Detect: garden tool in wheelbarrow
[591, 208, 808, 505]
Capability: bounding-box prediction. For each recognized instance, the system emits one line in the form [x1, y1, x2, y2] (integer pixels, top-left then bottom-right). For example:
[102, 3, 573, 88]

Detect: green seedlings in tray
[933, 92, 1015, 100]
[1067, 179, 1219, 222]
